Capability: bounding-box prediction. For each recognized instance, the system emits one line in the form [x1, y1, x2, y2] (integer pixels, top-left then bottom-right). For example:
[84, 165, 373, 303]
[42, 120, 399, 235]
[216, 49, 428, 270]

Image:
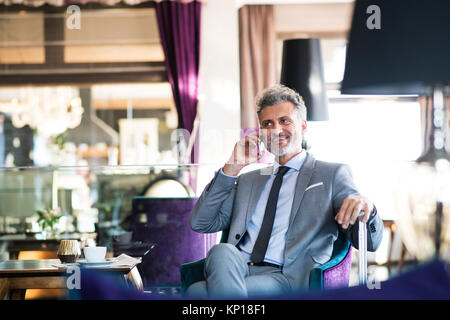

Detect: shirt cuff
[371, 205, 377, 218]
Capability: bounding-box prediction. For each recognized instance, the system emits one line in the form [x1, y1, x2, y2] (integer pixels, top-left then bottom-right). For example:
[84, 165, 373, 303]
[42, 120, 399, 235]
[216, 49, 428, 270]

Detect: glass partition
[0, 163, 218, 234]
[0, 164, 221, 286]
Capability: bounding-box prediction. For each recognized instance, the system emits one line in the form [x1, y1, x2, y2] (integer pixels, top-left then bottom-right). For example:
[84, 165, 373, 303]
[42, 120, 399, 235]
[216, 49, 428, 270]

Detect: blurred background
[0, 0, 448, 298]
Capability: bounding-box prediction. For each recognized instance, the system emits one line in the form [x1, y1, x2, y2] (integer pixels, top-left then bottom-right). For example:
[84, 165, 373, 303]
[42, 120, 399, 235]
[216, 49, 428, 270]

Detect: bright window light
[306, 98, 422, 222]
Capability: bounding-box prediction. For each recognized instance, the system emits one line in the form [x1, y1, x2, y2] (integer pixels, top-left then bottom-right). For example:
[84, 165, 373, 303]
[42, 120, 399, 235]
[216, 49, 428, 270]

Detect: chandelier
[0, 87, 84, 137]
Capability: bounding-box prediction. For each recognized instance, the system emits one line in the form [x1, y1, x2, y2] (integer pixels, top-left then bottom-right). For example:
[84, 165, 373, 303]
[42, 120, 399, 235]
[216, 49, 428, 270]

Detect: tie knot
[276, 166, 290, 176]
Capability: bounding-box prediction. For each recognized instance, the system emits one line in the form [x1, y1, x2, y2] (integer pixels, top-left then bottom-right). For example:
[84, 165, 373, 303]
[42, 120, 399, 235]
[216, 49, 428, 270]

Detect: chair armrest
[180, 258, 206, 293]
[309, 240, 351, 290]
[179, 230, 227, 293]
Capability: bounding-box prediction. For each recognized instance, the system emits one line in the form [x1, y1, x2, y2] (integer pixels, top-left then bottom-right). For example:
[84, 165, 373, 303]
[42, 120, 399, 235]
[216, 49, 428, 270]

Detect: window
[0, 3, 166, 85]
[0, 82, 178, 167]
[0, 11, 45, 64]
[64, 8, 164, 63]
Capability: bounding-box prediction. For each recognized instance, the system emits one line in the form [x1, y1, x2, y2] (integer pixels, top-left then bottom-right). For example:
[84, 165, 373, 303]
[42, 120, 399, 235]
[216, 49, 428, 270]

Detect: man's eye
[263, 122, 272, 127]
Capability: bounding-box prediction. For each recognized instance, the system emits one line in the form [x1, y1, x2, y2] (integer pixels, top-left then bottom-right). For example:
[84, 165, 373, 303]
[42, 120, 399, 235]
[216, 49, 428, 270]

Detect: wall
[195, 0, 355, 190]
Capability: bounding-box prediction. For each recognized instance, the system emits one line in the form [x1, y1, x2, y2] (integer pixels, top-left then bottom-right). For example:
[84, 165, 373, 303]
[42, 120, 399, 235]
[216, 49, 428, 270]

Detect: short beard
[262, 133, 302, 158]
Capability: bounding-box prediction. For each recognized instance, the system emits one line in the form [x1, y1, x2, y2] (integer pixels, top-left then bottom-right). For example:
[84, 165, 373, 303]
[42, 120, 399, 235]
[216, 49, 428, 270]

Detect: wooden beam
[277, 30, 349, 40]
[0, 61, 165, 71]
[93, 98, 174, 110]
[0, 2, 156, 13]
[0, 71, 167, 86]
[8, 276, 67, 290]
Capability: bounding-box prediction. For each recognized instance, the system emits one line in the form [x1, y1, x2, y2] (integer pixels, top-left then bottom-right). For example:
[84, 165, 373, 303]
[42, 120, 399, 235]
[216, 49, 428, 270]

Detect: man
[188, 84, 383, 298]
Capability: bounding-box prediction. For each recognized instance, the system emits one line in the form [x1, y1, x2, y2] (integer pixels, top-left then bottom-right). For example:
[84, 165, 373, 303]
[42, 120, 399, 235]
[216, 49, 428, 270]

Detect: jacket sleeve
[190, 169, 238, 233]
[331, 164, 383, 252]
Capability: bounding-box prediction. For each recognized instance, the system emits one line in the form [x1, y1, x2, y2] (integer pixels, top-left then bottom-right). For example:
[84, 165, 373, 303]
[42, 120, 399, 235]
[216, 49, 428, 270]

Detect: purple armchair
[131, 197, 217, 288]
[180, 230, 353, 292]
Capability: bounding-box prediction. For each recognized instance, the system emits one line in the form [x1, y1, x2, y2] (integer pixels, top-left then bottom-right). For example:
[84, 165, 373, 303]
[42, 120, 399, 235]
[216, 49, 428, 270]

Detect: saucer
[78, 258, 115, 268]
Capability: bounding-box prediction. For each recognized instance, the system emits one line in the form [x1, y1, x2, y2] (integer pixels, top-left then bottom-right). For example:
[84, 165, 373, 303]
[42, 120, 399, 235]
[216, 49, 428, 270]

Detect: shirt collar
[273, 150, 307, 174]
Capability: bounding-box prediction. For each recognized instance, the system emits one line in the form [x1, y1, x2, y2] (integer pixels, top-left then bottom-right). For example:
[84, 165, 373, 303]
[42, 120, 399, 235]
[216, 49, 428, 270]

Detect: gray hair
[255, 84, 307, 122]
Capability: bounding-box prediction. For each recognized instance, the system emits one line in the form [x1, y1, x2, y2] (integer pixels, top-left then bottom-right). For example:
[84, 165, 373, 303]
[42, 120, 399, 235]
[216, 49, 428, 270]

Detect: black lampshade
[280, 39, 329, 121]
[341, 0, 450, 95]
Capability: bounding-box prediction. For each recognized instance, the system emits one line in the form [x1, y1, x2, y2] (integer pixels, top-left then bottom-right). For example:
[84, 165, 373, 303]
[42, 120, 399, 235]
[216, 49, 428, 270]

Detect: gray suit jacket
[190, 153, 383, 291]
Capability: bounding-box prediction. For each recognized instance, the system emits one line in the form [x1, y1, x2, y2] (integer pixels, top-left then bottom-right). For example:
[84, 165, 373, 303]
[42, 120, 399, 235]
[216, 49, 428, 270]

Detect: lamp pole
[416, 84, 449, 260]
[416, 85, 450, 164]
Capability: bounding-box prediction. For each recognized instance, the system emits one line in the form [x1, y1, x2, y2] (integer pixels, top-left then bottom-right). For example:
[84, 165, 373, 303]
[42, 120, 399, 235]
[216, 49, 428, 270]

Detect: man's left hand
[335, 195, 374, 229]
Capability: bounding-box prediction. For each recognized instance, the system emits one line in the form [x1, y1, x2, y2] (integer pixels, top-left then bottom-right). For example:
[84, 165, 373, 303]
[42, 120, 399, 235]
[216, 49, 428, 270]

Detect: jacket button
[235, 234, 240, 240]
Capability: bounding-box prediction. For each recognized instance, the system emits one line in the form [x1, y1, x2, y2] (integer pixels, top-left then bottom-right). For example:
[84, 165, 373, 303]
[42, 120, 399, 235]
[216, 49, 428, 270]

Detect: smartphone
[257, 137, 264, 160]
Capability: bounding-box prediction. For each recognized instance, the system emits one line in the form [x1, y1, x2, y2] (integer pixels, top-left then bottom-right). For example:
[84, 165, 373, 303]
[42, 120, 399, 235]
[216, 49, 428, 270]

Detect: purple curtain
[155, 0, 201, 139]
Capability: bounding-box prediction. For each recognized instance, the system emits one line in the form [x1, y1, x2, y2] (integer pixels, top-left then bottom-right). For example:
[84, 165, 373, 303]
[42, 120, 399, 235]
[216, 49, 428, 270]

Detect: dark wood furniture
[0, 233, 95, 260]
[0, 258, 142, 300]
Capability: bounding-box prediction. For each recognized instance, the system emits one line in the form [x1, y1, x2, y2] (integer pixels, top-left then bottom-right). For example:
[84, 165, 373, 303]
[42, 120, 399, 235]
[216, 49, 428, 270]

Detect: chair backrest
[131, 197, 217, 287]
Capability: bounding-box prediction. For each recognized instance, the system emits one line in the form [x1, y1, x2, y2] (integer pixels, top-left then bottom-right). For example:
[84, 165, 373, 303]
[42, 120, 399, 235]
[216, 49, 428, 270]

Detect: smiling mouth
[271, 134, 290, 144]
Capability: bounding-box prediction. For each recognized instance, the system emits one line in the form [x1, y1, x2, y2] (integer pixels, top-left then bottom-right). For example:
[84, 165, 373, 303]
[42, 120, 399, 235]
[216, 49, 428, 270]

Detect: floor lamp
[341, 0, 450, 261]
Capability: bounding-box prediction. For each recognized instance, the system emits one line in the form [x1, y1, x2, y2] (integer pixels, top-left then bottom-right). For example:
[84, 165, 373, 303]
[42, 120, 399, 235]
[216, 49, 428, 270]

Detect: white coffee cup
[83, 246, 107, 263]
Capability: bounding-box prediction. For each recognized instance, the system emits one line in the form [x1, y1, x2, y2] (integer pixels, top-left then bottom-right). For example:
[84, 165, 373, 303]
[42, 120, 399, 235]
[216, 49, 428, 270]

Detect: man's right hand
[222, 132, 262, 176]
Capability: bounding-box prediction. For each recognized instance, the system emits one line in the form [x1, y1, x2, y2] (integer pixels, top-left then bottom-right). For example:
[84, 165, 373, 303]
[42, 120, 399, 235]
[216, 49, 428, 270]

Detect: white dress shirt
[222, 151, 307, 266]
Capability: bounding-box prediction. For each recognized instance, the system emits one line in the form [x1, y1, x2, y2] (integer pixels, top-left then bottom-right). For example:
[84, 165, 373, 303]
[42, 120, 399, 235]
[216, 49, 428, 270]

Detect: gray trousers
[186, 243, 291, 299]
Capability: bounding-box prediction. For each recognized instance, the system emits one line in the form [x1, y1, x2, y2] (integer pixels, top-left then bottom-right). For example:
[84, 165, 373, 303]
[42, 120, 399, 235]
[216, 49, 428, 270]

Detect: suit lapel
[288, 153, 315, 226]
[245, 167, 272, 226]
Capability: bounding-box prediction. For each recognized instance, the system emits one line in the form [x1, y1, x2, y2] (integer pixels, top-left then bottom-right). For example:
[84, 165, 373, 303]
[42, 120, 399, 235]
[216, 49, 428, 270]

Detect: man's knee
[245, 273, 291, 298]
[185, 281, 208, 299]
[206, 243, 240, 262]
[205, 243, 246, 276]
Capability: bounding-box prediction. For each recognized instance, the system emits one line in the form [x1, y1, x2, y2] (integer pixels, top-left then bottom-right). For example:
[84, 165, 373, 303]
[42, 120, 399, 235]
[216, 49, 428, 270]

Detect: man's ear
[301, 120, 307, 134]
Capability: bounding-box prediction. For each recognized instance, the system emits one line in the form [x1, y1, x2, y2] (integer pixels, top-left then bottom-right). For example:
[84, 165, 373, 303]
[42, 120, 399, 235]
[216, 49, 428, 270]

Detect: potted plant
[35, 208, 62, 238]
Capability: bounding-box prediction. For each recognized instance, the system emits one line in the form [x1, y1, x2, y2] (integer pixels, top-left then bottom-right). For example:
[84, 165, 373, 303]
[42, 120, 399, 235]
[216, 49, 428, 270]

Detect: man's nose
[260, 126, 281, 139]
[270, 125, 282, 135]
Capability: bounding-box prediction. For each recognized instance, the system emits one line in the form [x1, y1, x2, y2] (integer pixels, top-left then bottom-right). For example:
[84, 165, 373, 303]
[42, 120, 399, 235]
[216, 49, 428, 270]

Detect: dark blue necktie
[250, 166, 290, 263]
